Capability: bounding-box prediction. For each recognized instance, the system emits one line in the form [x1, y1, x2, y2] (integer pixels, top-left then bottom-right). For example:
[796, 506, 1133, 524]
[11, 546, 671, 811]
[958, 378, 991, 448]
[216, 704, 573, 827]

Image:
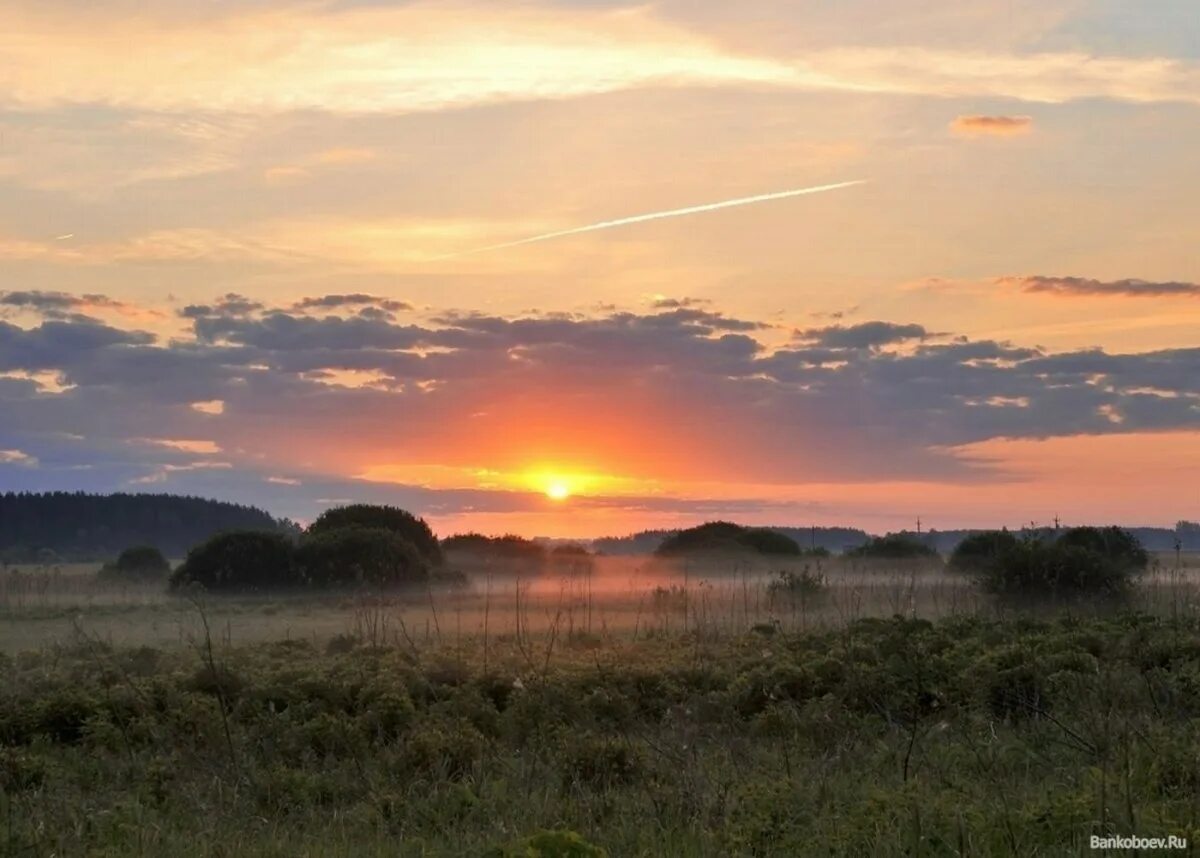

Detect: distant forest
[0, 492, 294, 562]
[592, 523, 1200, 555]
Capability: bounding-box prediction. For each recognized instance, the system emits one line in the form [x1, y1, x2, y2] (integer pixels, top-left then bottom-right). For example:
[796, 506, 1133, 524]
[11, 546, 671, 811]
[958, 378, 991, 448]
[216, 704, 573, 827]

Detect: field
[4, 553, 1200, 855]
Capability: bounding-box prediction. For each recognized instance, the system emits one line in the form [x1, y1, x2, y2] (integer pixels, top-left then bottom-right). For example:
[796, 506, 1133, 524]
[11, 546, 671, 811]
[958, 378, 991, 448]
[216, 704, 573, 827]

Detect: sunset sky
[1, 0, 1198, 537]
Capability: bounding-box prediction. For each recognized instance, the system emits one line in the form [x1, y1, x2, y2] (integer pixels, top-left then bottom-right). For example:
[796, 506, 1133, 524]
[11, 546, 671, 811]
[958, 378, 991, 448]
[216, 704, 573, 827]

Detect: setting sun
[545, 480, 572, 501]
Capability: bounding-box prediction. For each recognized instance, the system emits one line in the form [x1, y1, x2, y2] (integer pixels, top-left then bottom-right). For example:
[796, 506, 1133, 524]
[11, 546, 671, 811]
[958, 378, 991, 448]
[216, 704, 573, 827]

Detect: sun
[545, 480, 572, 501]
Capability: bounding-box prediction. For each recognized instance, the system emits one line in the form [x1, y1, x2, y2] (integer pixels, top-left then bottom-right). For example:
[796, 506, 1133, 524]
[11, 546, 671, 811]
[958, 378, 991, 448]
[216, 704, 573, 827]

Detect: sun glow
[545, 480, 572, 501]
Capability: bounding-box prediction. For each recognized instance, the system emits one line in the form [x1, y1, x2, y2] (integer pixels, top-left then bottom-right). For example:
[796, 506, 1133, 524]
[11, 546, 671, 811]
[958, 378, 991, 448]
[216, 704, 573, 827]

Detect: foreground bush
[308, 504, 442, 565]
[97, 545, 170, 582]
[169, 530, 297, 591]
[7, 614, 1200, 855]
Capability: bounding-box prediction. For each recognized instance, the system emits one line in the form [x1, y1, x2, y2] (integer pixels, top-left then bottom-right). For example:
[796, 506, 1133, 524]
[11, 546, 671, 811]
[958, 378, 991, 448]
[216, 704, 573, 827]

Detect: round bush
[98, 545, 170, 582]
[169, 531, 298, 592]
[846, 534, 939, 560]
[656, 522, 802, 556]
[295, 527, 428, 588]
[307, 505, 441, 564]
[948, 530, 1020, 572]
[973, 533, 1146, 598]
[442, 533, 547, 564]
[739, 528, 803, 556]
[1055, 526, 1149, 571]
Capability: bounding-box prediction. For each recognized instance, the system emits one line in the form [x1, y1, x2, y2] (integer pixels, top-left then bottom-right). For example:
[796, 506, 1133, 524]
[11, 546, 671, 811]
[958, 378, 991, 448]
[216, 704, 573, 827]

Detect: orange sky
[0, 0, 1197, 536]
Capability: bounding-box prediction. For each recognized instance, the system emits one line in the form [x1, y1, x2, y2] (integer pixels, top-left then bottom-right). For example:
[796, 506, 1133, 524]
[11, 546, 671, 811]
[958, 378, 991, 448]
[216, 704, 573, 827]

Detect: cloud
[0, 290, 158, 321]
[0, 294, 1194, 508]
[181, 294, 265, 319]
[135, 438, 222, 455]
[293, 294, 413, 314]
[1000, 275, 1200, 298]
[1, 4, 1198, 116]
[950, 115, 1033, 136]
[0, 449, 38, 468]
[796, 321, 930, 349]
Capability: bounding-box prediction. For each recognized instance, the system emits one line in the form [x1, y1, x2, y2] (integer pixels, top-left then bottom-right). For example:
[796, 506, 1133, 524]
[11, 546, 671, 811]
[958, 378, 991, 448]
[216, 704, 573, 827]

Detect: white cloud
[0, 449, 38, 467]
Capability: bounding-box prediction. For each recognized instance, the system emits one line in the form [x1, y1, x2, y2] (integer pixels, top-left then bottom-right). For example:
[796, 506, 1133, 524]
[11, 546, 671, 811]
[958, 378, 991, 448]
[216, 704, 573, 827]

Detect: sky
[1, 0, 1198, 537]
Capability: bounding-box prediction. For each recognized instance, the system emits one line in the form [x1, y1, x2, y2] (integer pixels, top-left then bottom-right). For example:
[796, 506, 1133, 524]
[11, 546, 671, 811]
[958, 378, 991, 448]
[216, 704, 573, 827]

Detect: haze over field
[1, 0, 1197, 536]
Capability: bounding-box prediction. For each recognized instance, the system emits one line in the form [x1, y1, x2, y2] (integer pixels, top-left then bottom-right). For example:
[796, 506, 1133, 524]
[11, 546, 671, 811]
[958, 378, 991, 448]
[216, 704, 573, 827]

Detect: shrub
[169, 530, 298, 592]
[1055, 526, 1149, 570]
[948, 530, 1020, 572]
[307, 504, 441, 564]
[98, 545, 170, 582]
[558, 734, 645, 787]
[973, 531, 1146, 598]
[442, 533, 546, 564]
[766, 567, 826, 600]
[846, 534, 939, 560]
[739, 528, 803, 556]
[296, 527, 428, 588]
[656, 521, 802, 556]
[399, 719, 486, 781]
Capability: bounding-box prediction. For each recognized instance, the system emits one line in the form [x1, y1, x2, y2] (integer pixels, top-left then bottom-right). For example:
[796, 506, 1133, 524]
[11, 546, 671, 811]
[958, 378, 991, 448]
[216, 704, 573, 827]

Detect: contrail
[439, 179, 867, 258]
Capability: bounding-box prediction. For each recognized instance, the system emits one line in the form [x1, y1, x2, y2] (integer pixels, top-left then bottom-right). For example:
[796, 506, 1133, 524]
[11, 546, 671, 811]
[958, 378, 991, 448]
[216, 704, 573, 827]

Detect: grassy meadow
[4, 551, 1200, 855]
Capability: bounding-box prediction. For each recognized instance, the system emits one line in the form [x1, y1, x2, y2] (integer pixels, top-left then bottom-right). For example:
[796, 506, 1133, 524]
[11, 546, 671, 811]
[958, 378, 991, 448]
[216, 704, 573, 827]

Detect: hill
[0, 492, 295, 562]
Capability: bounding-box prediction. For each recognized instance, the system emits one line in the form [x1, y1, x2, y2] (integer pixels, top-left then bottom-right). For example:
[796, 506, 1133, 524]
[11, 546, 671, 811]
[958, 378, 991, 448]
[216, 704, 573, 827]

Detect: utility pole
[916, 516, 922, 536]
[1053, 515, 1060, 532]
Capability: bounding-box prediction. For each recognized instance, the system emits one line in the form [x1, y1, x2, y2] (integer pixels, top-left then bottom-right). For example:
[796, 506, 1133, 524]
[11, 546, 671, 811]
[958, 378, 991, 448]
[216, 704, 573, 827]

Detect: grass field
[4, 553, 1200, 855]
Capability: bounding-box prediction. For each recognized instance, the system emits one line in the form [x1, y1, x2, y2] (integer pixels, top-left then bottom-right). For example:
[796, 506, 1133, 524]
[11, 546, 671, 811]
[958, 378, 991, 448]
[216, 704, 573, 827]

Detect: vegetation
[169, 530, 298, 592]
[6, 613, 1200, 855]
[309, 504, 442, 565]
[0, 491, 292, 562]
[656, 522, 803, 557]
[948, 530, 1020, 572]
[847, 533, 939, 560]
[595, 526, 868, 556]
[970, 526, 1150, 598]
[296, 527, 429, 587]
[169, 505, 442, 592]
[97, 545, 171, 582]
[765, 567, 827, 601]
[443, 533, 548, 565]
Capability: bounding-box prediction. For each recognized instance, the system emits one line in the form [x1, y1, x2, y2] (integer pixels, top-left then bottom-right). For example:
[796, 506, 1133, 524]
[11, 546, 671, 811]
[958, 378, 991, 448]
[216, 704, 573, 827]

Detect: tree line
[0, 492, 295, 563]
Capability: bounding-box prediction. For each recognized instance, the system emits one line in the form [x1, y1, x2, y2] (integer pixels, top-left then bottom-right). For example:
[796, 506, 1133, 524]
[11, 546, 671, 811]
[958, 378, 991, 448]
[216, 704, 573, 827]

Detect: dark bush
[169, 530, 298, 592]
[550, 543, 590, 558]
[739, 528, 803, 555]
[296, 527, 428, 588]
[948, 530, 1020, 572]
[442, 533, 547, 564]
[656, 521, 802, 556]
[98, 545, 171, 582]
[558, 734, 646, 787]
[974, 533, 1145, 598]
[1055, 526, 1149, 570]
[308, 504, 441, 565]
[846, 534, 939, 560]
